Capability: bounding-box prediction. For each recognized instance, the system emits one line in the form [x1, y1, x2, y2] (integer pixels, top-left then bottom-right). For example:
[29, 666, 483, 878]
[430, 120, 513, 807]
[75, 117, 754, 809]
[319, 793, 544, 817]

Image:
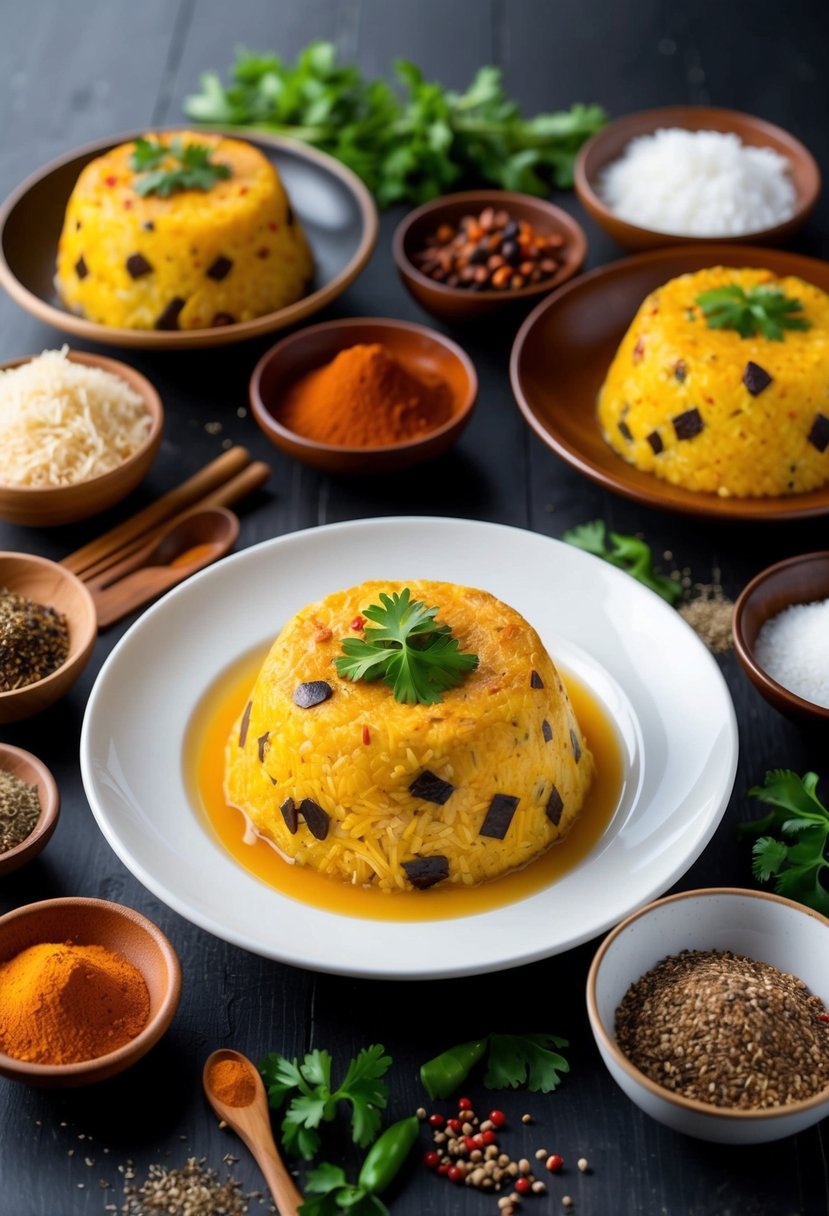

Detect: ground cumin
[0, 940, 150, 1065]
[279, 342, 453, 447]
[207, 1055, 257, 1107]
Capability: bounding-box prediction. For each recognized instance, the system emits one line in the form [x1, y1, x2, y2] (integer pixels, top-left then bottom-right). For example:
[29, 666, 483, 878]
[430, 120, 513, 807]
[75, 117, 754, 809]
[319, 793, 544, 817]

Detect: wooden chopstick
[62, 447, 251, 577]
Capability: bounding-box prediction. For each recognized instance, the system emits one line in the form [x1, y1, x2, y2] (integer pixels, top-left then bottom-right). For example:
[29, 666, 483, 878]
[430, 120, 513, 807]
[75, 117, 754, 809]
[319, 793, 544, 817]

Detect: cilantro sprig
[129, 136, 232, 197]
[695, 284, 811, 341]
[420, 1033, 569, 1100]
[334, 589, 478, 706]
[563, 521, 682, 606]
[259, 1044, 391, 1159]
[302, 1164, 388, 1216]
[740, 770, 829, 915]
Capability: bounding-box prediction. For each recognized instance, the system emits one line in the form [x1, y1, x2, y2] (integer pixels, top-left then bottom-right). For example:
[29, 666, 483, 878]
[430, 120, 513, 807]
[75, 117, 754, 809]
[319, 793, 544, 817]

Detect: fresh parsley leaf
[129, 135, 231, 197]
[485, 1033, 569, 1094]
[335, 589, 478, 706]
[740, 770, 829, 914]
[696, 284, 811, 341]
[563, 521, 682, 606]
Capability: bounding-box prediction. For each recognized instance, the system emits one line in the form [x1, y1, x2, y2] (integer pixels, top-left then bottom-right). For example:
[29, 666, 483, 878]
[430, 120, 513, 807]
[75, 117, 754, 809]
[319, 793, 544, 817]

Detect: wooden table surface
[1, 2, 828, 1213]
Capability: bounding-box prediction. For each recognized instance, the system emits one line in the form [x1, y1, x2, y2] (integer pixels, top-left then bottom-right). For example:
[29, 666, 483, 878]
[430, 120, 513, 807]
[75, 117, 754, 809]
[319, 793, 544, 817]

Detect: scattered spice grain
[119, 1157, 250, 1216]
[678, 582, 734, 653]
[0, 770, 40, 853]
[0, 589, 69, 690]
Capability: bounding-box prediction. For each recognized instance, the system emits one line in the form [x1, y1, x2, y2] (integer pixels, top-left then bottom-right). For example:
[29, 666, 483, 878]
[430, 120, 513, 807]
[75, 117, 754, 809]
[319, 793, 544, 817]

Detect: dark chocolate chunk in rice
[211, 312, 236, 326]
[530, 670, 544, 689]
[647, 430, 663, 455]
[570, 727, 582, 763]
[807, 413, 829, 453]
[479, 793, 520, 840]
[293, 681, 333, 709]
[409, 770, 455, 805]
[743, 361, 773, 396]
[206, 255, 233, 281]
[257, 732, 269, 763]
[672, 407, 704, 441]
[299, 798, 330, 840]
[142, 221, 155, 231]
[281, 798, 298, 833]
[618, 419, 633, 442]
[238, 701, 252, 748]
[126, 252, 153, 279]
[542, 719, 553, 743]
[75, 255, 89, 280]
[155, 296, 185, 330]
[674, 359, 687, 382]
[402, 855, 449, 890]
[546, 785, 564, 826]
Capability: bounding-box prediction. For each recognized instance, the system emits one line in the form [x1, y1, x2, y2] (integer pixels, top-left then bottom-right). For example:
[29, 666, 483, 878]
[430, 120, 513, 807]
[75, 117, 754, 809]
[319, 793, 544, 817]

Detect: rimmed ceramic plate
[0, 129, 377, 350]
[510, 245, 829, 521]
[80, 517, 738, 979]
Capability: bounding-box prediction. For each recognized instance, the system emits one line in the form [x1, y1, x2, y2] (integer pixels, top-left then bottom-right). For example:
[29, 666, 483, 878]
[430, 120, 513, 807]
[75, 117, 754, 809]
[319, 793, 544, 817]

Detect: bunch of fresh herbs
[741, 770, 829, 914]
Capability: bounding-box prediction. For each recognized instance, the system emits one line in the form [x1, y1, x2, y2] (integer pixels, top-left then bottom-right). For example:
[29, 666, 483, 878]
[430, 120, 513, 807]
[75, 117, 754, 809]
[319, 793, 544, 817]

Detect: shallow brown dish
[733, 551, 829, 723]
[0, 744, 60, 876]
[250, 317, 478, 474]
[0, 897, 181, 1087]
[0, 129, 377, 350]
[0, 350, 163, 526]
[575, 105, 821, 250]
[0, 552, 97, 723]
[510, 243, 829, 521]
[393, 190, 587, 324]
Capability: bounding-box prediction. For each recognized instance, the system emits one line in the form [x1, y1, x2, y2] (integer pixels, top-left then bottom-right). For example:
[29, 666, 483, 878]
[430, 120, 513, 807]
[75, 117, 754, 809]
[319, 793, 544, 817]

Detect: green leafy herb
[334, 589, 478, 707]
[129, 135, 232, 197]
[259, 1044, 391, 1159]
[420, 1033, 569, 1099]
[739, 770, 829, 915]
[183, 42, 607, 205]
[695, 284, 811, 341]
[300, 1116, 419, 1216]
[562, 521, 682, 605]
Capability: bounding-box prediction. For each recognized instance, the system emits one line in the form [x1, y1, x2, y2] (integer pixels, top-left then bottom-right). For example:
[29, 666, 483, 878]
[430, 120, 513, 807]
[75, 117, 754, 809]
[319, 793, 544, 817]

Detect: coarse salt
[754, 598, 829, 708]
[598, 128, 796, 237]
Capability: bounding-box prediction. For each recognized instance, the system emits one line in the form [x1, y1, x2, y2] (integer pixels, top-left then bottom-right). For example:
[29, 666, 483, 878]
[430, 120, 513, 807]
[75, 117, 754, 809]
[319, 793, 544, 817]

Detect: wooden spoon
[203, 1049, 303, 1216]
[87, 506, 239, 628]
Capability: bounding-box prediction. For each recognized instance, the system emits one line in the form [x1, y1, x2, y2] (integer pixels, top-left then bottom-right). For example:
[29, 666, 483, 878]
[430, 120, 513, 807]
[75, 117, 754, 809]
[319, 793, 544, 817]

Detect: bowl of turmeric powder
[249, 317, 478, 474]
[0, 896, 181, 1086]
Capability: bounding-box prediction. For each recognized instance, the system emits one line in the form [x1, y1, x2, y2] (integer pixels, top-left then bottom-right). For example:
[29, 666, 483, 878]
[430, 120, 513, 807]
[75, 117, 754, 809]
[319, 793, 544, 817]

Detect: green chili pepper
[357, 1115, 419, 1195]
[419, 1037, 488, 1100]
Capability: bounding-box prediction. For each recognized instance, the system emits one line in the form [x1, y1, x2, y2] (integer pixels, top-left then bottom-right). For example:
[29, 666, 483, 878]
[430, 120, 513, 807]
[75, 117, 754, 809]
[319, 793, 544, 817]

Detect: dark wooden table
[2, 2, 828, 1213]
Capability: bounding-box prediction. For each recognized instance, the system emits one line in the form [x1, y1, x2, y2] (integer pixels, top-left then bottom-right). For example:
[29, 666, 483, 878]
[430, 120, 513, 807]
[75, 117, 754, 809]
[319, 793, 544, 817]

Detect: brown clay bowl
[575, 106, 821, 250]
[0, 897, 181, 1086]
[510, 243, 829, 522]
[392, 190, 588, 324]
[733, 551, 829, 723]
[0, 350, 163, 526]
[0, 744, 60, 876]
[0, 552, 97, 723]
[250, 317, 478, 474]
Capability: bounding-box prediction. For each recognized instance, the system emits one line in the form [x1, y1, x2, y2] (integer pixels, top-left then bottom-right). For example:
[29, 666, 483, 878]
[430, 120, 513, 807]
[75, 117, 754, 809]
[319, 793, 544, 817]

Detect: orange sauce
[185, 649, 623, 922]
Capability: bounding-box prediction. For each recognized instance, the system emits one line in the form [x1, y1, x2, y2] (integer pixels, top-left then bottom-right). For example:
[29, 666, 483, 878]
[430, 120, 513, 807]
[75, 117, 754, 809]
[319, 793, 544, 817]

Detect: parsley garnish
[739, 770, 829, 915]
[563, 521, 682, 606]
[334, 589, 478, 706]
[301, 1164, 388, 1216]
[420, 1033, 569, 1100]
[695, 284, 811, 341]
[259, 1045, 391, 1160]
[129, 136, 232, 197]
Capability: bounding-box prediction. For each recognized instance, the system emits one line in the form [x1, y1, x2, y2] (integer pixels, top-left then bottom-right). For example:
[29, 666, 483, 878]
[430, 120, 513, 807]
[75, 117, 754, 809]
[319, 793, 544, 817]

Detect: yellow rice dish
[597, 267, 829, 497]
[55, 131, 313, 330]
[224, 581, 594, 892]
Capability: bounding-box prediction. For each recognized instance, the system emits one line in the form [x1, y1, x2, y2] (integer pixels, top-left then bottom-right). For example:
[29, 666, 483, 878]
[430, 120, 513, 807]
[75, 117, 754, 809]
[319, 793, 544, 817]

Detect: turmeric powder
[0, 940, 150, 1065]
[279, 343, 453, 447]
[207, 1055, 257, 1107]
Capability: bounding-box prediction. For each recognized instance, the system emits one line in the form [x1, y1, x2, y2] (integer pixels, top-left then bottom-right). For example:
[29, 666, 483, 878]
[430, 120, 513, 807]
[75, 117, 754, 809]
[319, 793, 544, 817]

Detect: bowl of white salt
[733, 550, 829, 723]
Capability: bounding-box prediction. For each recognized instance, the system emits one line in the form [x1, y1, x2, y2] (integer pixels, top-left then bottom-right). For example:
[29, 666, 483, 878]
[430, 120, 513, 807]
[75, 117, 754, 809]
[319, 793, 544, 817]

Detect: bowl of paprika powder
[249, 317, 477, 474]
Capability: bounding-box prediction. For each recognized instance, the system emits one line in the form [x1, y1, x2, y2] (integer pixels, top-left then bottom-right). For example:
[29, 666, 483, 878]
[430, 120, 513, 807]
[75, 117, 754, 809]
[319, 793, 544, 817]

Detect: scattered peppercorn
[412, 207, 566, 292]
[546, 1154, 564, 1173]
[577, 1158, 589, 1173]
[0, 589, 69, 691]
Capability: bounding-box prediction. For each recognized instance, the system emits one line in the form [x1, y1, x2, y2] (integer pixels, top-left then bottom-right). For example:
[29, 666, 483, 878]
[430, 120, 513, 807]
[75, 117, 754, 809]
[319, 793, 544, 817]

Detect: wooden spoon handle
[246, 1141, 303, 1216]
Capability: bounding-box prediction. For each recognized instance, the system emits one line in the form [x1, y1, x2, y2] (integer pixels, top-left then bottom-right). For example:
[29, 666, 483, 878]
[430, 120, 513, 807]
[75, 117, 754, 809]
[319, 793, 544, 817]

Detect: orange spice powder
[207, 1055, 257, 1106]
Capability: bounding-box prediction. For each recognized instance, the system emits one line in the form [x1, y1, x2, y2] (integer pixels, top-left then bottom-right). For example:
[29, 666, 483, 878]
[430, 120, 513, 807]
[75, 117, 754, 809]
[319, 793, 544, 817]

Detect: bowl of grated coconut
[0, 347, 163, 526]
[575, 106, 820, 250]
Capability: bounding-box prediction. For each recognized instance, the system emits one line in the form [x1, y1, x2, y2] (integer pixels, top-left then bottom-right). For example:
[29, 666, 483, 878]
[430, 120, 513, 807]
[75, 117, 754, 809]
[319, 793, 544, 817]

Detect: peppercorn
[412, 208, 566, 293]
[546, 1154, 564, 1173]
[514, 1177, 531, 1195]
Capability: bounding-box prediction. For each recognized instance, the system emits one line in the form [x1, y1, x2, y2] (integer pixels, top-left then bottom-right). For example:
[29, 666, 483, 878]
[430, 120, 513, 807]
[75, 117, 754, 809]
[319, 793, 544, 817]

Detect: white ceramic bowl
[586, 888, 829, 1144]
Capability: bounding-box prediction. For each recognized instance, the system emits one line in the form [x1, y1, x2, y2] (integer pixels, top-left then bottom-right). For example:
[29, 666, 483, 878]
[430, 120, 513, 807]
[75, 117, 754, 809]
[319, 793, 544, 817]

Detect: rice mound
[224, 581, 594, 892]
[597, 267, 829, 498]
[55, 131, 313, 330]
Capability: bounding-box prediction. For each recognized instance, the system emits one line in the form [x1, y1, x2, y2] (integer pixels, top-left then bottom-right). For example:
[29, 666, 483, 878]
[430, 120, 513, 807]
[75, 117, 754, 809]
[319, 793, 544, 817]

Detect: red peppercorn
[428, 1114, 445, 1128]
[437, 1163, 450, 1176]
[515, 1177, 531, 1195]
[350, 616, 366, 631]
[546, 1154, 564, 1173]
[424, 1151, 439, 1168]
[448, 1166, 464, 1183]
[464, 1137, 478, 1151]
[446, 1118, 461, 1133]
[481, 1130, 497, 1145]
[820, 1013, 829, 1023]
[489, 1110, 507, 1127]
[458, 1097, 472, 1110]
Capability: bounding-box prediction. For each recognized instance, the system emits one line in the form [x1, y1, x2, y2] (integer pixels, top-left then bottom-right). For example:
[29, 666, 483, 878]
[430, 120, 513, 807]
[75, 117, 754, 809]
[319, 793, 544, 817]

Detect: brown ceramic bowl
[0, 552, 97, 723]
[0, 350, 163, 526]
[393, 190, 588, 324]
[250, 317, 478, 474]
[733, 551, 829, 723]
[0, 129, 377, 350]
[510, 243, 829, 521]
[0, 745, 60, 876]
[575, 106, 821, 250]
[0, 897, 181, 1086]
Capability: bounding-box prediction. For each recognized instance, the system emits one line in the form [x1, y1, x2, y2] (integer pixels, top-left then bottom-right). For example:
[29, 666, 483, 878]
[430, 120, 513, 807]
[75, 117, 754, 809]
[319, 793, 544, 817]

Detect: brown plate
[510, 244, 829, 521]
[575, 106, 821, 250]
[0, 129, 377, 350]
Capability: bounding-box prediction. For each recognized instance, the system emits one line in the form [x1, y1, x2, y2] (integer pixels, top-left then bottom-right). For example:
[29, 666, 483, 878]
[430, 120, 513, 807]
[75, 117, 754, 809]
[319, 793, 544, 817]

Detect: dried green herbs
[0, 589, 69, 691]
[0, 771, 40, 853]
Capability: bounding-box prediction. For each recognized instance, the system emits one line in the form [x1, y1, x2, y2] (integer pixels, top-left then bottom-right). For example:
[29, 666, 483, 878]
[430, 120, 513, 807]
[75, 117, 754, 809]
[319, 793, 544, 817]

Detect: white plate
[80, 517, 738, 979]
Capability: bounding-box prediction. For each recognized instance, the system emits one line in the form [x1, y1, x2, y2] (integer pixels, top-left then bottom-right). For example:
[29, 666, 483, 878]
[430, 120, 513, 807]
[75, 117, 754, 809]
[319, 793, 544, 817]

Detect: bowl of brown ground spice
[0, 744, 60, 876]
[587, 888, 829, 1143]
